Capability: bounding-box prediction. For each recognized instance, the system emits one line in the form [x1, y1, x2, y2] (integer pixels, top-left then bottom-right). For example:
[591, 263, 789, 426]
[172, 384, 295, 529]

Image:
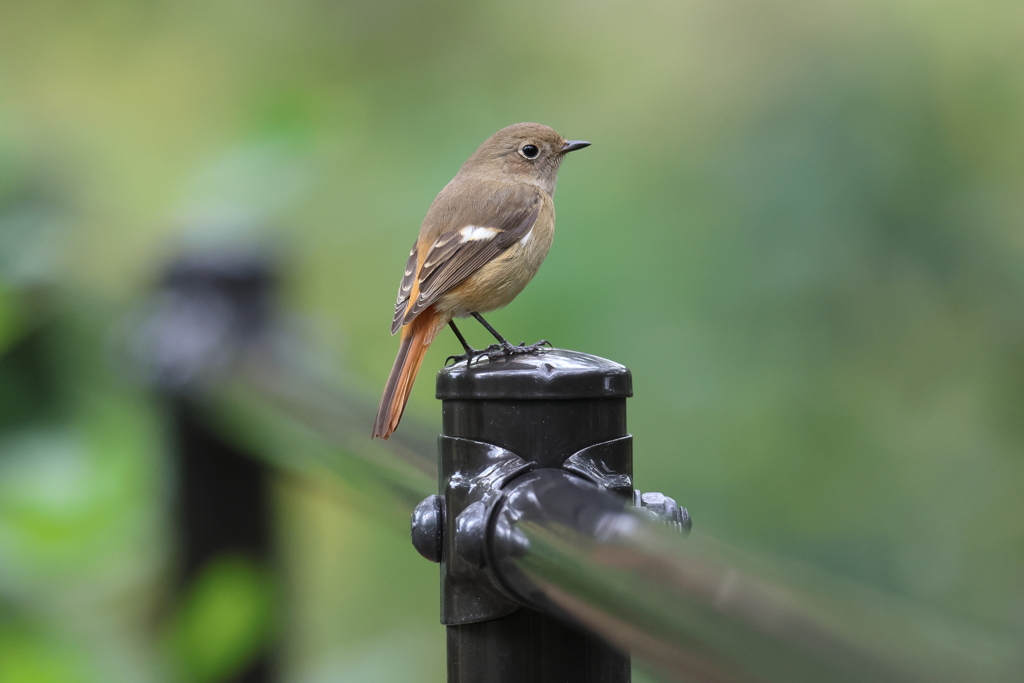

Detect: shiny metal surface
[411, 495, 445, 563]
[437, 348, 632, 400]
[497, 510, 1019, 683]
[438, 349, 633, 682]
[439, 436, 531, 624]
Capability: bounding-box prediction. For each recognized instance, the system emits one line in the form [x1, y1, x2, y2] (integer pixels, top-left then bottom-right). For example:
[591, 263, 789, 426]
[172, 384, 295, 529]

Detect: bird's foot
[480, 339, 551, 361]
[445, 343, 505, 366]
[505, 339, 552, 355]
[445, 340, 551, 366]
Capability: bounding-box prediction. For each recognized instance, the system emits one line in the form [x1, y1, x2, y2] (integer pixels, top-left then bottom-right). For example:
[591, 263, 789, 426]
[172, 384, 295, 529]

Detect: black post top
[436, 349, 632, 400]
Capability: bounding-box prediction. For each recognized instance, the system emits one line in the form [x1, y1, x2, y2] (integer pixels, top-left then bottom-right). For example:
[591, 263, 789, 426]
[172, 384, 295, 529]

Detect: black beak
[560, 140, 591, 153]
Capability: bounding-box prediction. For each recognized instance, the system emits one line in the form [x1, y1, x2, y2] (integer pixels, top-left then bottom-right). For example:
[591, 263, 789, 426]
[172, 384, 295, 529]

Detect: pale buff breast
[435, 200, 555, 319]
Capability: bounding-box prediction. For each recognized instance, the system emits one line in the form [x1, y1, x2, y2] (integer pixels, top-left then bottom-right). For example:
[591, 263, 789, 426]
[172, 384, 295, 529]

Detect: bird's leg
[471, 312, 551, 358]
[449, 320, 475, 355]
[444, 320, 503, 365]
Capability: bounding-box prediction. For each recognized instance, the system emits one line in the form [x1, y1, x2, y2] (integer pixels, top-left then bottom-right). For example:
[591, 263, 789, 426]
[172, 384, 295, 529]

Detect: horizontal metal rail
[197, 346, 1018, 683]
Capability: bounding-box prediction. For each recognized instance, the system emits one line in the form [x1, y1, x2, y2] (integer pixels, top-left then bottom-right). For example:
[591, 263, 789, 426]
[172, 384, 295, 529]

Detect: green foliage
[166, 556, 276, 683]
[0, 283, 27, 357]
[0, 619, 92, 683]
[0, 0, 1022, 680]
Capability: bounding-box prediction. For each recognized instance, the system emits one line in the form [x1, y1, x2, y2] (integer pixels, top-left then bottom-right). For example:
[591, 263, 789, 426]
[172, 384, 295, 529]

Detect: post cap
[437, 348, 632, 400]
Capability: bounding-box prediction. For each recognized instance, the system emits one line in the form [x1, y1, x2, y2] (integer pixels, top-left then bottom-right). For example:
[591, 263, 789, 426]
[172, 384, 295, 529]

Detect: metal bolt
[634, 490, 692, 534]
[411, 495, 445, 562]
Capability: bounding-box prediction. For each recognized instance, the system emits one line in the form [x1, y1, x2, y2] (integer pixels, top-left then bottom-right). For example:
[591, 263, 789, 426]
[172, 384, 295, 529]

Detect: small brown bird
[372, 122, 590, 439]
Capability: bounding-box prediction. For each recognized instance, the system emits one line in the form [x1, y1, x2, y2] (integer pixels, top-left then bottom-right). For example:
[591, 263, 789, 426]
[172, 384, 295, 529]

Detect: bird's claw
[507, 339, 551, 354]
[487, 339, 551, 359]
[446, 343, 505, 366]
[447, 340, 551, 366]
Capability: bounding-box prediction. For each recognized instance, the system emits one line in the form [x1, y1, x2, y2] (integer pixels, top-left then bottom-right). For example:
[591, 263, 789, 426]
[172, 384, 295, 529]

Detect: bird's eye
[519, 144, 540, 159]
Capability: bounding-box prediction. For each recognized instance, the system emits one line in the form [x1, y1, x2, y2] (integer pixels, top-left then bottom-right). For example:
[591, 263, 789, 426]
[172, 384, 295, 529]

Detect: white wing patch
[459, 226, 500, 242]
[518, 228, 534, 246]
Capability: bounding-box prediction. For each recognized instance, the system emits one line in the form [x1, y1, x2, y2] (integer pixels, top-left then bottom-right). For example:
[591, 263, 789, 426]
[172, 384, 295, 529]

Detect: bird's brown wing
[390, 242, 419, 335]
[401, 188, 542, 325]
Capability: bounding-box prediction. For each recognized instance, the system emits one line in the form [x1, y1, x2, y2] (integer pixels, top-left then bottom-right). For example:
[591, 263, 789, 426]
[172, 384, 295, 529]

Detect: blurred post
[135, 250, 282, 683]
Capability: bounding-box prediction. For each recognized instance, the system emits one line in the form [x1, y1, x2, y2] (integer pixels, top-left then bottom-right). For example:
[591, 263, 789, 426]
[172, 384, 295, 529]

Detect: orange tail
[373, 309, 442, 439]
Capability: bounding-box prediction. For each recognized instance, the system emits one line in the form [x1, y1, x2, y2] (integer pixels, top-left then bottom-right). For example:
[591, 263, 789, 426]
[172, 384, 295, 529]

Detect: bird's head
[463, 122, 590, 195]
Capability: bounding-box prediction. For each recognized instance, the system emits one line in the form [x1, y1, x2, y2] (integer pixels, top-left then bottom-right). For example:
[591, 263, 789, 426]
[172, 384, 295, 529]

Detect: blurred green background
[1, 0, 1023, 681]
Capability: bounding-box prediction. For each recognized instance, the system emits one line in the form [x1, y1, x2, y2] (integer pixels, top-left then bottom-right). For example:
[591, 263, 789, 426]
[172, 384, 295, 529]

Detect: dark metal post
[132, 250, 281, 683]
[429, 350, 634, 682]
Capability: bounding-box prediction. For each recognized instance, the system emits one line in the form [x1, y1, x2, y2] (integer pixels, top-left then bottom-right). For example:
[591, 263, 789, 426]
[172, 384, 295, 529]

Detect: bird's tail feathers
[372, 310, 440, 439]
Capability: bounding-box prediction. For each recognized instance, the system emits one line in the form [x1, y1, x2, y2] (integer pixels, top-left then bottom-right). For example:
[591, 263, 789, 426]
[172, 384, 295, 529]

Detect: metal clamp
[410, 434, 690, 624]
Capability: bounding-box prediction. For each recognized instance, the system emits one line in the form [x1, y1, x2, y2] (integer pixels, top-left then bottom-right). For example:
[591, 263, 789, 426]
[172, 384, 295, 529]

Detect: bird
[372, 122, 590, 439]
